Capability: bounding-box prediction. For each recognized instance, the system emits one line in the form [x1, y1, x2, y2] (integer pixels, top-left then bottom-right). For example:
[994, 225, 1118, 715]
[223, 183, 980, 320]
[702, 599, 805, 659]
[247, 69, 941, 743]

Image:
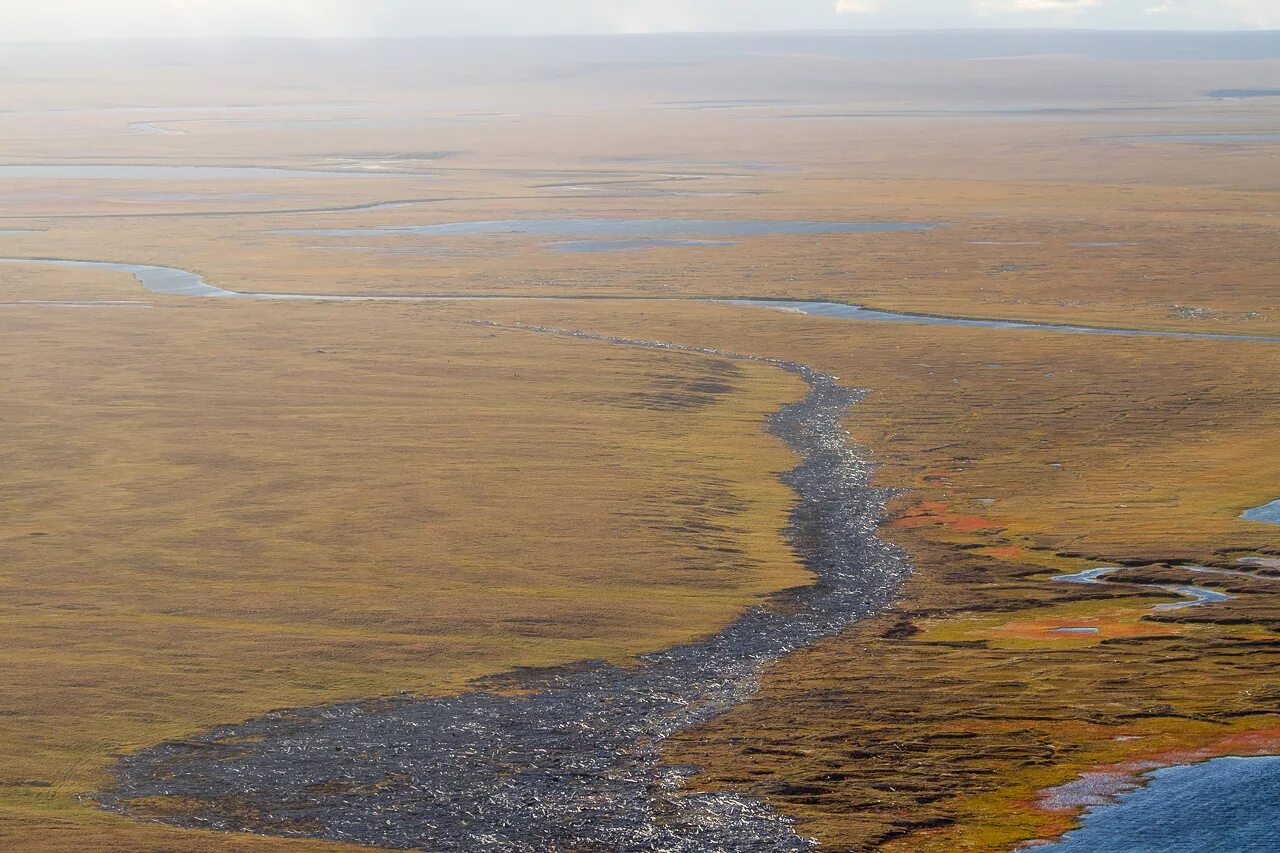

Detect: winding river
[1050, 565, 1236, 611]
[6, 254, 1279, 850]
[5, 256, 1280, 343]
[98, 325, 911, 851]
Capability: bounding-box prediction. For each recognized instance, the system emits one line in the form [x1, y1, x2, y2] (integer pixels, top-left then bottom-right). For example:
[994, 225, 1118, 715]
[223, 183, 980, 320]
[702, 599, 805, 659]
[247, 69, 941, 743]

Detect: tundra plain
[1, 34, 1278, 851]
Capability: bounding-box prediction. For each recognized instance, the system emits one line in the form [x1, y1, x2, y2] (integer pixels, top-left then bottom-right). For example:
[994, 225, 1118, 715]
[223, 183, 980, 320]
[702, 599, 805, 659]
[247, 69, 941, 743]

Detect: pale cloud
[1223, 0, 1280, 28]
[974, 0, 1103, 13]
[2, 0, 374, 38]
[1, 0, 1279, 40]
[608, 0, 701, 33]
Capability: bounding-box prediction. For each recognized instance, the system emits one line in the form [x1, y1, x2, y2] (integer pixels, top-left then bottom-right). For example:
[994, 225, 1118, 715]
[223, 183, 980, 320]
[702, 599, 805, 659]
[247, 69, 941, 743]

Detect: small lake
[722, 300, 1280, 343]
[220, 118, 469, 130]
[1051, 756, 1280, 852]
[287, 219, 938, 238]
[1207, 89, 1280, 99]
[547, 239, 737, 254]
[0, 165, 417, 180]
[1102, 133, 1280, 144]
[786, 108, 1203, 123]
[1242, 500, 1280, 525]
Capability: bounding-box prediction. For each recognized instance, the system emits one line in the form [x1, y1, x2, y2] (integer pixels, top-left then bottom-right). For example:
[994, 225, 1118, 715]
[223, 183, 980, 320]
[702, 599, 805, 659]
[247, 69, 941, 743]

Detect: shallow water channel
[7, 253, 1279, 850]
[6, 256, 1280, 344]
[1050, 565, 1235, 611]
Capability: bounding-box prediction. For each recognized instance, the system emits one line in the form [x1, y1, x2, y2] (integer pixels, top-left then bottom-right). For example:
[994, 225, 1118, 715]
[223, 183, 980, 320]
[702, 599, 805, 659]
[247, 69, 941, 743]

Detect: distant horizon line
[2, 27, 1278, 45]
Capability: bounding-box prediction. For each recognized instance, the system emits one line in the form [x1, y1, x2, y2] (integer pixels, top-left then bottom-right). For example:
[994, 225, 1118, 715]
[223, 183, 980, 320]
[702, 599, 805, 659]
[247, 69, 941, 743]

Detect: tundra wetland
[1, 31, 1279, 853]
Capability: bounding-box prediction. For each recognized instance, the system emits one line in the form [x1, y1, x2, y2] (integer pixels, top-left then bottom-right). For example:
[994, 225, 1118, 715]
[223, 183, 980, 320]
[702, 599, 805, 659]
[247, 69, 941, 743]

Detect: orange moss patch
[991, 615, 1180, 642]
[890, 501, 1004, 533]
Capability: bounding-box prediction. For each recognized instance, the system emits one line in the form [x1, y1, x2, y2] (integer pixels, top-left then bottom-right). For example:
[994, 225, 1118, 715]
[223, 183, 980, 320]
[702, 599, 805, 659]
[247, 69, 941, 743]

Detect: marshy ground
[1, 32, 1278, 852]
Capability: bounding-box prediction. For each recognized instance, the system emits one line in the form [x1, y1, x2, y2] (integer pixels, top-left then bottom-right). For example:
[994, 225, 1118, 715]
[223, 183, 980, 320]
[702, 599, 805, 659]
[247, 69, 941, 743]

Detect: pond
[1102, 133, 1280, 144]
[1050, 756, 1280, 852]
[1242, 500, 1280, 525]
[286, 218, 939, 238]
[546, 239, 737, 254]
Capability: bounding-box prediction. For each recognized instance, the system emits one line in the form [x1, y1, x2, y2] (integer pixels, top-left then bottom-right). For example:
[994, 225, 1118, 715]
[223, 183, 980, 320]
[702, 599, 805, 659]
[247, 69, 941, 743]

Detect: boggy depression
[96, 324, 914, 852]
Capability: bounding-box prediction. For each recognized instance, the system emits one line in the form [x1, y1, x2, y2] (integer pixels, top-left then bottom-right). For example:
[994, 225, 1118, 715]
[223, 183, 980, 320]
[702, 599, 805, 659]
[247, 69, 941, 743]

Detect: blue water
[286, 219, 938, 238]
[547, 239, 737, 254]
[723, 300, 1280, 343]
[1052, 756, 1280, 852]
[1242, 500, 1280, 525]
[1151, 585, 1233, 611]
[1049, 566, 1234, 611]
[1052, 567, 1121, 585]
[6, 257, 1280, 347]
[1208, 89, 1280, 99]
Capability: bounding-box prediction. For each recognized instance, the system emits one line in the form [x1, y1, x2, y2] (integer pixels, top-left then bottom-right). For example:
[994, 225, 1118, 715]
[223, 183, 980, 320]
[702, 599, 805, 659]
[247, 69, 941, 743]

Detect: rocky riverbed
[96, 325, 914, 852]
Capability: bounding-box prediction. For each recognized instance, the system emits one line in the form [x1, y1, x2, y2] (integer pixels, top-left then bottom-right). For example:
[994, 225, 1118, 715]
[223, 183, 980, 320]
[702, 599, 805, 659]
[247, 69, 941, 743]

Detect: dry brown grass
[437, 297, 1280, 850]
[0, 283, 808, 851]
[1, 45, 1279, 851]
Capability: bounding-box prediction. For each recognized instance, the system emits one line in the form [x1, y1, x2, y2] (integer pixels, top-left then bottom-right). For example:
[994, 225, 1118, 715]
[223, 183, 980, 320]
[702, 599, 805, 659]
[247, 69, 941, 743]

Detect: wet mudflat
[98, 326, 913, 852]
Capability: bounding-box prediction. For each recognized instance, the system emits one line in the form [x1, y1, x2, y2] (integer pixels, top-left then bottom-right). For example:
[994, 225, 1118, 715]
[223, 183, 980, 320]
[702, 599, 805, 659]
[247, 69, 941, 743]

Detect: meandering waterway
[5, 253, 1278, 851]
[5, 256, 1280, 343]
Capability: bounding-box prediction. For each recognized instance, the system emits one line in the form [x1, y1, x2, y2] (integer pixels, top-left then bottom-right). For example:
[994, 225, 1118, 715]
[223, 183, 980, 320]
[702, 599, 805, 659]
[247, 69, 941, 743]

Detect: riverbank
[99, 326, 911, 851]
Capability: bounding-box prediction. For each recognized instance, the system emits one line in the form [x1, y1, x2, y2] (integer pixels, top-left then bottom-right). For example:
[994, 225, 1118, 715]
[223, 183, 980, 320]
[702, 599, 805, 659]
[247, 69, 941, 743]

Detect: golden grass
[0, 285, 809, 851]
[1, 50, 1279, 852]
[440, 298, 1280, 850]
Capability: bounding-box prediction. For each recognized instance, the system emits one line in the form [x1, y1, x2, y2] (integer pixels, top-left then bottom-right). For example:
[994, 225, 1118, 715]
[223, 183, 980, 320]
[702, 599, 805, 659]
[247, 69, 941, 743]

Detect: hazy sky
[2, 0, 1277, 40]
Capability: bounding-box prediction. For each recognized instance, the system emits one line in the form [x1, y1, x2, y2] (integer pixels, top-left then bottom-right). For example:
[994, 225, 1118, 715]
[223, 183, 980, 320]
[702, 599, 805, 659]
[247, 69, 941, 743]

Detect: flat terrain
[1, 33, 1278, 851]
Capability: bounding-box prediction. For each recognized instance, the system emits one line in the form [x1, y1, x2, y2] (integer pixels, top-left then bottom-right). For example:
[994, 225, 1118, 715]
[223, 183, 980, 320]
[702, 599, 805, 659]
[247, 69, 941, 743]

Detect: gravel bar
[97, 323, 914, 852]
